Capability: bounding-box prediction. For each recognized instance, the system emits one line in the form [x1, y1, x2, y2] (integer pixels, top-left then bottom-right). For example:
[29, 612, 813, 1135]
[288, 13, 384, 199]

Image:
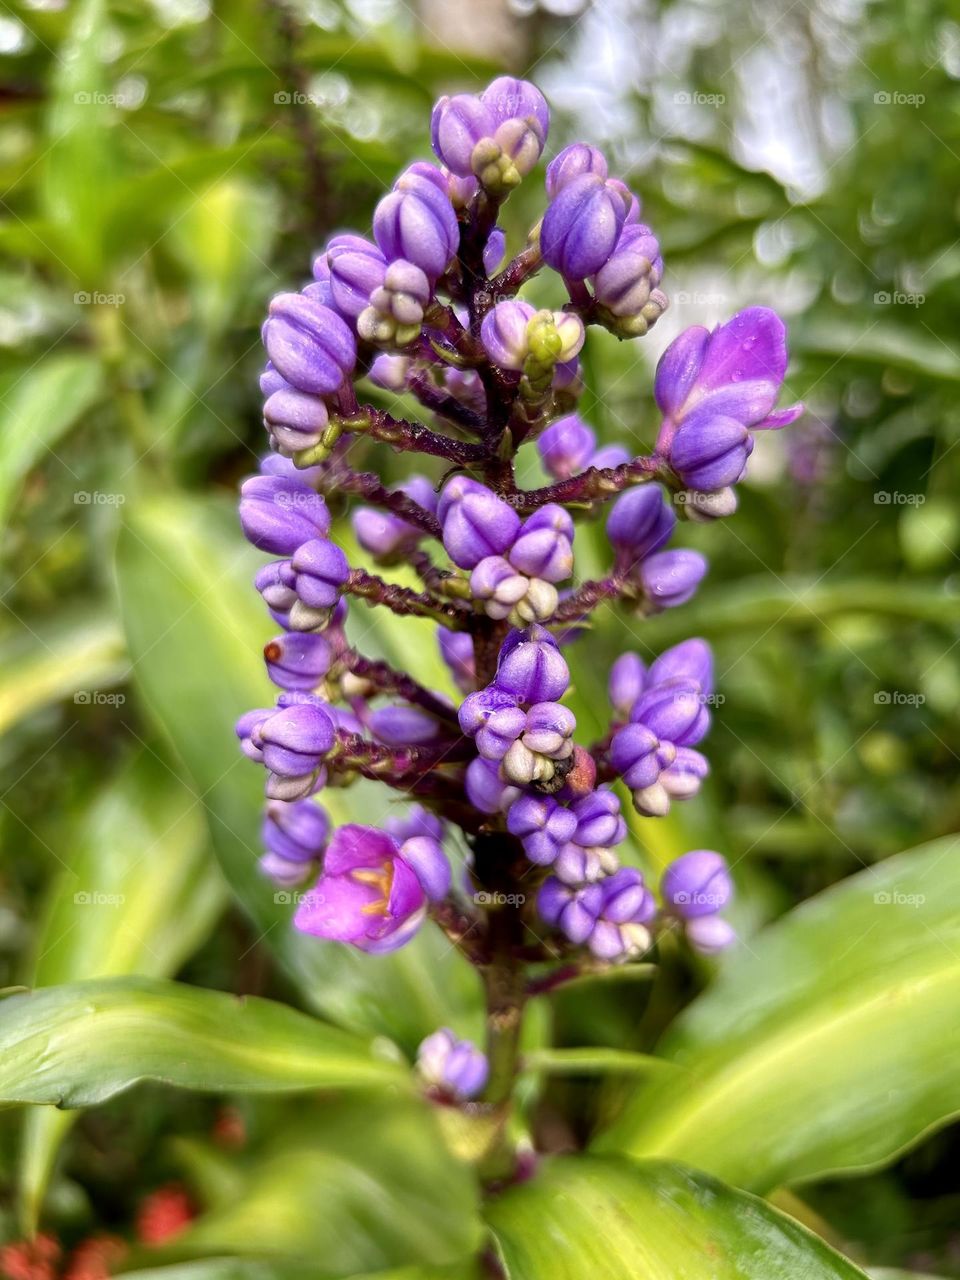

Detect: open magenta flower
[655, 307, 803, 491]
[294, 823, 449, 954]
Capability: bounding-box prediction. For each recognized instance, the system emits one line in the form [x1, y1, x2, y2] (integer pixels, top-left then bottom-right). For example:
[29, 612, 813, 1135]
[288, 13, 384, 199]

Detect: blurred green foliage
[1, 0, 960, 1273]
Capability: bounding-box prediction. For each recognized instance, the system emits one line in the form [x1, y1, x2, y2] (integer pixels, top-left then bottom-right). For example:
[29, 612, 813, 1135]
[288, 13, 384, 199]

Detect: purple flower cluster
[441, 479, 574, 625]
[232, 73, 802, 1073]
[609, 639, 714, 816]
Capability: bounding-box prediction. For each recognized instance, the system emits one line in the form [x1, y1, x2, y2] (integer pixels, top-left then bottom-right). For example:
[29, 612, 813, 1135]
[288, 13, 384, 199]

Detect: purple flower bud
[257, 699, 336, 788]
[510, 505, 574, 582]
[537, 876, 603, 945]
[484, 227, 506, 275]
[255, 560, 297, 627]
[262, 292, 356, 395]
[541, 174, 628, 280]
[398, 835, 451, 901]
[294, 824, 431, 953]
[260, 798, 330, 885]
[507, 793, 577, 865]
[480, 299, 536, 370]
[369, 704, 449, 747]
[359, 259, 433, 345]
[553, 842, 620, 885]
[430, 93, 495, 175]
[465, 756, 520, 814]
[648, 638, 713, 696]
[483, 76, 550, 136]
[289, 538, 349, 617]
[609, 722, 663, 791]
[261, 365, 330, 455]
[605, 179, 642, 225]
[470, 556, 530, 618]
[327, 234, 387, 319]
[592, 223, 667, 337]
[608, 653, 646, 719]
[661, 746, 709, 800]
[640, 549, 708, 609]
[598, 867, 655, 925]
[385, 804, 445, 846]
[588, 868, 656, 960]
[373, 168, 459, 283]
[661, 850, 733, 918]
[263, 631, 333, 691]
[458, 684, 520, 737]
[257, 451, 324, 485]
[606, 485, 675, 569]
[663, 411, 753, 491]
[239, 475, 331, 555]
[520, 702, 576, 757]
[440, 477, 521, 569]
[236, 707, 272, 762]
[438, 628, 476, 694]
[475, 704, 527, 761]
[685, 914, 737, 954]
[417, 1028, 489, 1100]
[632, 678, 709, 746]
[537, 414, 596, 480]
[545, 143, 608, 199]
[368, 353, 410, 390]
[495, 626, 570, 704]
[570, 787, 626, 849]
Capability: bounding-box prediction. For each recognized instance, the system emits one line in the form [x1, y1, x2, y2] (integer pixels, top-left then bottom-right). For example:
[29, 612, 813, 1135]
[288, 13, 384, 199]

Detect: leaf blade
[0, 977, 407, 1108]
[485, 1156, 867, 1279]
[596, 835, 960, 1191]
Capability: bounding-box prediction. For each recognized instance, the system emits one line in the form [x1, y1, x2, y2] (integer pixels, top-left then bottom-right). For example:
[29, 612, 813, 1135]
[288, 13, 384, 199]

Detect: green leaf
[0, 354, 105, 532]
[41, 0, 114, 278]
[117, 1264, 472, 1280]
[0, 607, 126, 736]
[163, 1098, 481, 1275]
[0, 976, 407, 1108]
[485, 1156, 867, 1278]
[522, 1047, 673, 1077]
[795, 316, 960, 382]
[633, 575, 960, 649]
[115, 492, 481, 1049]
[19, 752, 225, 1228]
[596, 836, 960, 1191]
